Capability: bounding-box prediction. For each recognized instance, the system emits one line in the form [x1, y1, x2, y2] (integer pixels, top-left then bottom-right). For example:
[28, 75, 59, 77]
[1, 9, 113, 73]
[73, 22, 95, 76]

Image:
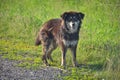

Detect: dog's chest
[60, 32, 79, 47]
[62, 39, 78, 47]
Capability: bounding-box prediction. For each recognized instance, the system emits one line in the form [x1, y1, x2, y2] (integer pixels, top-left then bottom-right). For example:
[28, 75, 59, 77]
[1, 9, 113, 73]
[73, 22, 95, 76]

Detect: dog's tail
[35, 34, 41, 46]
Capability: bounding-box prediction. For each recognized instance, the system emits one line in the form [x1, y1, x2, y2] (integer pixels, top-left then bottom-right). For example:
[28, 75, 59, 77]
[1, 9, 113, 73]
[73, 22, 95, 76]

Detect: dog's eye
[67, 17, 72, 21]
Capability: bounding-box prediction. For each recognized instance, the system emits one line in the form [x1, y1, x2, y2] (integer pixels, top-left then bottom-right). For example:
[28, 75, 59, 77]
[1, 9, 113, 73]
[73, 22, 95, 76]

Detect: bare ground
[0, 56, 65, 80]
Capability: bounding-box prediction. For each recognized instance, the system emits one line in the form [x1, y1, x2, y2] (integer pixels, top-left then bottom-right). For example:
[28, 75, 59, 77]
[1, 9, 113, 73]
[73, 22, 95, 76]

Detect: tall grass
[0, 0, 120, 79]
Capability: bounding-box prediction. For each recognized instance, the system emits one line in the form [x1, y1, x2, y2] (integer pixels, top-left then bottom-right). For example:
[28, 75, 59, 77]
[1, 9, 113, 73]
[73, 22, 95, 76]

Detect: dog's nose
[72, 23, 75, 26]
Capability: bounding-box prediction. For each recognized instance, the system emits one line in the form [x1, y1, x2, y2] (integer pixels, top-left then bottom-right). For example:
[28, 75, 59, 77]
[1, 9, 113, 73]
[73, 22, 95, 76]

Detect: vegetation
[0, 0, 120, 79]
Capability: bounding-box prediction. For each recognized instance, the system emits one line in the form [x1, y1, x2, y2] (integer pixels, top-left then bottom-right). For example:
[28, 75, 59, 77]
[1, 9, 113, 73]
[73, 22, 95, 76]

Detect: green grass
[0, 0, 120, 79]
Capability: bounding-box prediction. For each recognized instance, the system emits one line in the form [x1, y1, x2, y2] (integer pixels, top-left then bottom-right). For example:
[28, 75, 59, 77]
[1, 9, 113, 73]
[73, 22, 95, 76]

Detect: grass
[0, 0, 120, 79]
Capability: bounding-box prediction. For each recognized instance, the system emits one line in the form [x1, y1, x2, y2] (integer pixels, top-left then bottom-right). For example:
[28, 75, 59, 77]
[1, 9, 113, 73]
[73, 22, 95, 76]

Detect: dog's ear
[78, 12, 85, 19]
[61, 12, 68, 20]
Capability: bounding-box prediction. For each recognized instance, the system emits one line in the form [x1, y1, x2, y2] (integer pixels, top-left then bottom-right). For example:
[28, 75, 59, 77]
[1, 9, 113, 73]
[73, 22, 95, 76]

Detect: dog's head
[61, 11, 85, 33]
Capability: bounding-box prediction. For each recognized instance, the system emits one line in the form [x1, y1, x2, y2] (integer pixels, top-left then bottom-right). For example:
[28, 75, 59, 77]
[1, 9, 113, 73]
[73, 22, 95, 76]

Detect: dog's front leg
[70, 45, 78, 67]
[60, 44, 67, 67]
[61, 49, 67, 67]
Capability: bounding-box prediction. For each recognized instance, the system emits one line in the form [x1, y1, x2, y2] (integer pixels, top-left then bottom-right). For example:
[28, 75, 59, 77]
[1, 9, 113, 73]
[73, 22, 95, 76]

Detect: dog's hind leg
[47, 41, 57, 62]
[47, 50, 54, 62]
[41, 39, 51, 66]
[42, 45, 50, 66]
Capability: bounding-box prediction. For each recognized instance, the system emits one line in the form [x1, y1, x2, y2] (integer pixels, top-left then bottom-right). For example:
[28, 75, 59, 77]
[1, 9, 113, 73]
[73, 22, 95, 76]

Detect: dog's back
[35, 19, 62, 46]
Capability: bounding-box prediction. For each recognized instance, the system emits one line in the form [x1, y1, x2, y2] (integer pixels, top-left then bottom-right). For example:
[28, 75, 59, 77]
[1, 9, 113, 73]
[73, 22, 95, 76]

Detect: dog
[35, 11, 85, 67]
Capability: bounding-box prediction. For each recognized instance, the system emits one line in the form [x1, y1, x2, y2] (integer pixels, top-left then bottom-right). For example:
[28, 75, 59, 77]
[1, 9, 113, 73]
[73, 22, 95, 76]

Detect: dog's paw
[73, 61, 79, 67]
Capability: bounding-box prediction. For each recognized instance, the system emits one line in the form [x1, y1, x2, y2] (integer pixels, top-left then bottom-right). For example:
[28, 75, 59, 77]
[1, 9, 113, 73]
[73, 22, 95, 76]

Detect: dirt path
[0, 56, 64, 80]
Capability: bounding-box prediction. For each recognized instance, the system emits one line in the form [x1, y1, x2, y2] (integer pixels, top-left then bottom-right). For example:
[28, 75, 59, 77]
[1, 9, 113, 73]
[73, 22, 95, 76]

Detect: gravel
[0, 56, 65, 80]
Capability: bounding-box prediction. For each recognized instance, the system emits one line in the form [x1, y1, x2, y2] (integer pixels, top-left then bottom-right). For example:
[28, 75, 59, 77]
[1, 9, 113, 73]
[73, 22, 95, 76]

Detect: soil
[0, 56, 65, 80]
